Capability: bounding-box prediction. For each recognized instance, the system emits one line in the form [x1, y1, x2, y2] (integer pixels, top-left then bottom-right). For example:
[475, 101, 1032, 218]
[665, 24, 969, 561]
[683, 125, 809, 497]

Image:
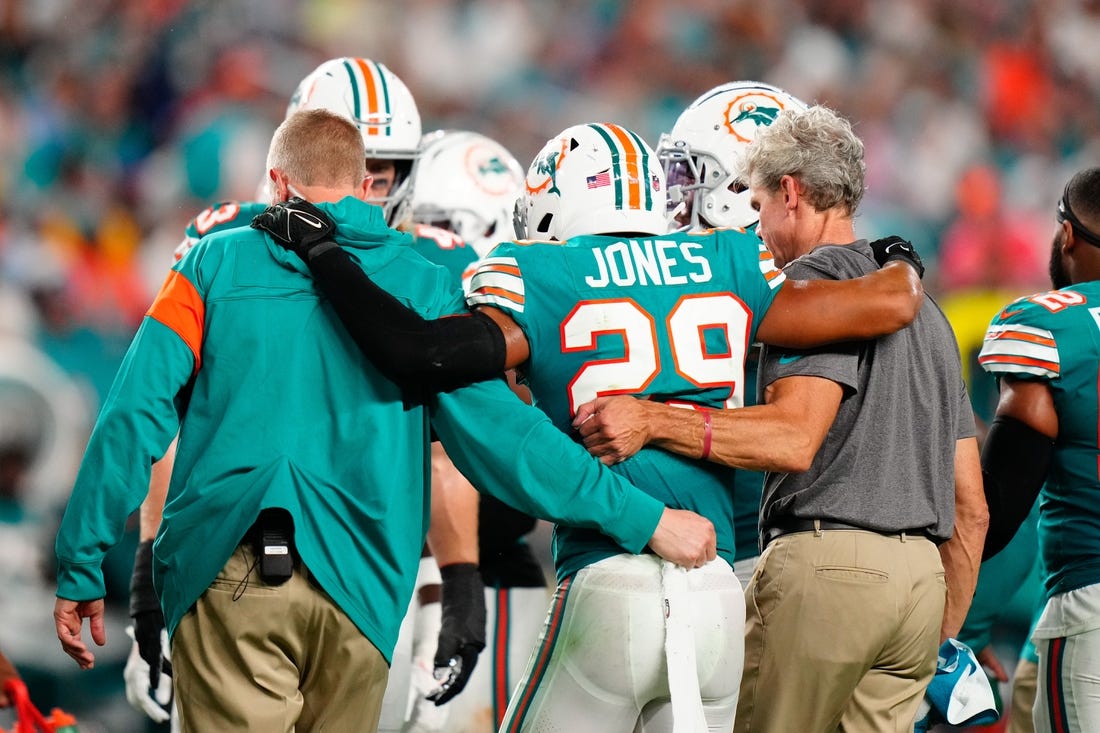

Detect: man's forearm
[306, 245, 507, 392]
[758, 261, 922, 348]
[940, 437, 989, 641]
[426, 443, 480, 567]
[141, 437, 176, 541]
[637, 376, 842, 473]
[939, 527, 985, 640]
[641, 400, 818, 472]
[938, 527, 985, 640]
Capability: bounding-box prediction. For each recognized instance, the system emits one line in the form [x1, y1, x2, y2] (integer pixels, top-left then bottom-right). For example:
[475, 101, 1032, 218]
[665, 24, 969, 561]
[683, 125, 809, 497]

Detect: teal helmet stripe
[340, 59, 362, 122]
[626, 127, 653, 211]
[588, 123, 624, 209]
[369, 59, 393, 136]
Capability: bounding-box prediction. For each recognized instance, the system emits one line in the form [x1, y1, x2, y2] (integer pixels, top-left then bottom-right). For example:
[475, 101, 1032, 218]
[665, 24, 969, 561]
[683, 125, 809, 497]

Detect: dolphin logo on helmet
[402, 129, 525, 257]
[657, 81, 808, 232]
[518, 123, 667, 242]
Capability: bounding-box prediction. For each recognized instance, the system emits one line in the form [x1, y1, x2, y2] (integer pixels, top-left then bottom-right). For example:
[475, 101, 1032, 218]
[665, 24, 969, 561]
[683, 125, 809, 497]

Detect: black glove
[251, 197, 337, 261]
[426, 563, 486, 706]
[869, 235, 924, 279]
[130, 540, 171, 688]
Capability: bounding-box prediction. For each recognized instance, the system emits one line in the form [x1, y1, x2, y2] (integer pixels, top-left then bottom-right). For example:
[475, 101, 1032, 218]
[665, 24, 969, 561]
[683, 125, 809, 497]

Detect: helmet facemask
[658, 81, 807, 233]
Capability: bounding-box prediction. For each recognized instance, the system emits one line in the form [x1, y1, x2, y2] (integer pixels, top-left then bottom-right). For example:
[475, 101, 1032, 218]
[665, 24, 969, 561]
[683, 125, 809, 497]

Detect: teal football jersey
[979, 281, 1100, 596]
[408, 223, 479, 288]
[468, 229, 785, 579]
[178, 200, 266, 260]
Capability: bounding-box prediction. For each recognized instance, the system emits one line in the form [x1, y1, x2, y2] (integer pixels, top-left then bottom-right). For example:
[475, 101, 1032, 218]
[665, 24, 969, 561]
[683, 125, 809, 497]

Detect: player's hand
[54, 597, 106, 669]
[869, 235, 924, 278]
[648, 508, 716, 570]
[976, 645, 1009, 683]
[124, 623, 173, 723]
[251, 197, 336, 261]
[427, 563, 486, 706]
[573, 396, 651, 465]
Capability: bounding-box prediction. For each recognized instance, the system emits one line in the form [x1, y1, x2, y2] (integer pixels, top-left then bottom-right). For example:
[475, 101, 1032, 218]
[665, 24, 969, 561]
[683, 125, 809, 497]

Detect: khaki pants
[172, 544, 389, 732]
[735, 528, 945, 733]
[1008, 658, 1037, 733]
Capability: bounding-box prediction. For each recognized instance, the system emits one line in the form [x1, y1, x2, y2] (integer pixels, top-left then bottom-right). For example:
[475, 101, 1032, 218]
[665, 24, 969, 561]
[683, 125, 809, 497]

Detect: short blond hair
[266, 109, 367, 189]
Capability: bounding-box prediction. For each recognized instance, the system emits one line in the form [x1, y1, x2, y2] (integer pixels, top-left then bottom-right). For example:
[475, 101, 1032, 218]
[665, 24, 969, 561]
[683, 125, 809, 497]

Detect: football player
[401, 129, 548, 733]
[977, 167, 1100, 733]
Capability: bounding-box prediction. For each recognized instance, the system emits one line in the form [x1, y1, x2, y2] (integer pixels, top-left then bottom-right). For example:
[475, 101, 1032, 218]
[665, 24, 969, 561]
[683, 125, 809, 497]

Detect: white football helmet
[402, 130, 524, 257]
[287, 57, 421, 224]
[518, 123, 667, 241]
[657, 81, 807, 232]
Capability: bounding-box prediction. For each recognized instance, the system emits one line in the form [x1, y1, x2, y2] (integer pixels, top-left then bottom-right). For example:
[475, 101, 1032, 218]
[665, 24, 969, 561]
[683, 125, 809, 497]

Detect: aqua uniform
[979, 282, 1100, 598]
[980, 282, 1100, 733]
[468, 228, 784, 579]
[469, 227, 784, 733]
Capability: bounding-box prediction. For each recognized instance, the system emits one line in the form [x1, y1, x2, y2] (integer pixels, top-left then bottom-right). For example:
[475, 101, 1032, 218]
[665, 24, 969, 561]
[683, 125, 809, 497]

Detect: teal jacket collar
[261, 197, 414, 275]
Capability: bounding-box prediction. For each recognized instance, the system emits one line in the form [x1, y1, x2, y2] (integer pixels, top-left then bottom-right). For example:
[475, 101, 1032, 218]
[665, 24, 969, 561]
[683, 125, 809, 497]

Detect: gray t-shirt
[757, 240, 975, 542]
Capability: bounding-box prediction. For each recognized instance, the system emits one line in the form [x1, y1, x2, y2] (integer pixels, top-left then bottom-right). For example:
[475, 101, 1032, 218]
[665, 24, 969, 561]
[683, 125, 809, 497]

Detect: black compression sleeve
[980, 414, 1054, 560]
[129, 539, 160, 617]
[306, 242, 507, 394]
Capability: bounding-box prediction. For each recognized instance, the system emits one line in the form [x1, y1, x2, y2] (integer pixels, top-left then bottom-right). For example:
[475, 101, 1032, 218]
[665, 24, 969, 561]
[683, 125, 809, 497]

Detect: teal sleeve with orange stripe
[55, 270, 202, 601]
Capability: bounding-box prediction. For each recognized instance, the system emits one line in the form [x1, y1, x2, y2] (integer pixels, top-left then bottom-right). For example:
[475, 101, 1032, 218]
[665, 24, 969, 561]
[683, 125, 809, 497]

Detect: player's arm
[938, 436, 988, 641]
[981, 376, 1057, 560]
[419, 442, 486, 705]
[576, 374, 843, 471]
[125, 437, 176, 723]
[252, 201, 527, 393]
[757, 260, 923, 348]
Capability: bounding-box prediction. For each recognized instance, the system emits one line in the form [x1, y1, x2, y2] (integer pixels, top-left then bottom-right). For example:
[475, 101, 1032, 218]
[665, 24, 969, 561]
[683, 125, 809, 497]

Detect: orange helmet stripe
[606, 124, 644, 210]
[352, 58, 381, 136]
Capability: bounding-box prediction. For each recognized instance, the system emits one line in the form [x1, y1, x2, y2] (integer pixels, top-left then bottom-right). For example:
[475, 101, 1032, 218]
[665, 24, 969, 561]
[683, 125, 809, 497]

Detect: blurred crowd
[1, 0, 1096, 728]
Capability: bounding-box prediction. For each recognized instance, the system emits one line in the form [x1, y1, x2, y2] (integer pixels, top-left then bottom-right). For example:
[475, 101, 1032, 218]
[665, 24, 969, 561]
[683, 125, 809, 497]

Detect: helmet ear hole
[524, 123, 668, 241]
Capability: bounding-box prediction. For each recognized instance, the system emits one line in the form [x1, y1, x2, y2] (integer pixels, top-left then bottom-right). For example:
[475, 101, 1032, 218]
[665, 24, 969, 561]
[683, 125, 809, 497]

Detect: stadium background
[1, 0, 1095, 729]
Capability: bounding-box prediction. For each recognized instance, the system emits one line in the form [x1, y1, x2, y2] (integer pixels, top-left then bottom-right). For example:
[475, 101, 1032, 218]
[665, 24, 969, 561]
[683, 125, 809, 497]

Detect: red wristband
[701, 409, 712, 461]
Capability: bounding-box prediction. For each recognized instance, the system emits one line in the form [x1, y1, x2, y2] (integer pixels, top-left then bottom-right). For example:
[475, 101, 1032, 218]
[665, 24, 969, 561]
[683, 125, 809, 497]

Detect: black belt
[761, 517, 933, 550]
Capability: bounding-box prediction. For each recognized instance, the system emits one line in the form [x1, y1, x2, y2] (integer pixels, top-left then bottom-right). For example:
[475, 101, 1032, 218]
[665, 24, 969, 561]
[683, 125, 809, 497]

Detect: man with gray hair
[729, 105, 988, 732]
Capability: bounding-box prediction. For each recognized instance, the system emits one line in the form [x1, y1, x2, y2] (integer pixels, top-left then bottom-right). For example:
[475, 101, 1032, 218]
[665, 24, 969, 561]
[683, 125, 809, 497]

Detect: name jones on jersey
[583, 239, 713, 288]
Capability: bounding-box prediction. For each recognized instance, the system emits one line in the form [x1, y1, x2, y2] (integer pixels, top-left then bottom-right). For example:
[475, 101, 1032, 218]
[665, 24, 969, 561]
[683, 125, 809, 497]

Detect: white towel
[661, 560, 707, 732]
